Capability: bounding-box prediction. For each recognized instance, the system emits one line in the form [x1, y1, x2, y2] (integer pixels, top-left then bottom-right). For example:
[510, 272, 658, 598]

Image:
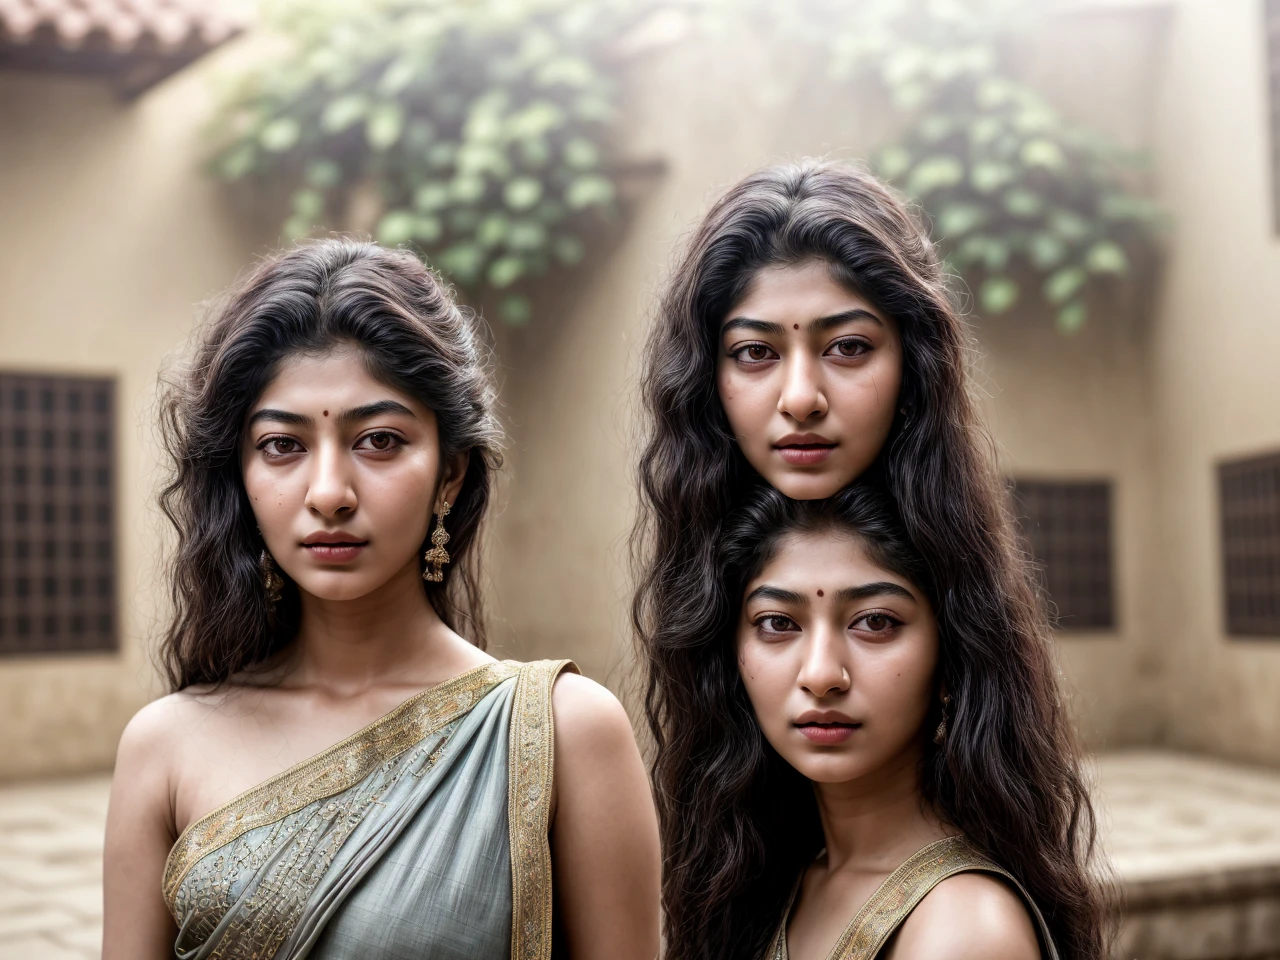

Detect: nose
[304, 440, 357, 519]
[777, 352, 828, 422]
[796, 624, 851, 698]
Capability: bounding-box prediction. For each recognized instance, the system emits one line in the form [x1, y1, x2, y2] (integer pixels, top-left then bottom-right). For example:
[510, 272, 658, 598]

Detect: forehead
[252, 347, 426, 418]
[751, 529, 890, 587]
[726, 261, 882, 326]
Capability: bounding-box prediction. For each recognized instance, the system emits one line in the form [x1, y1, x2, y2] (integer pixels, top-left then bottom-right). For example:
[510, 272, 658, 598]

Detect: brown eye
[830, 339, 869, 359]
[269, 438, 299, 455]
[368, 433, 393, 450]
[864, 613, 890, 631]
[745, 345, 771, 361]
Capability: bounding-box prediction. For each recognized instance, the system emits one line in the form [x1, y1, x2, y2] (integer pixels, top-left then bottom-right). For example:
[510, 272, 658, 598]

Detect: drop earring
[422, 500, 452, 583]
[933, 692, 952, 746]
[259, 549, 284, 604]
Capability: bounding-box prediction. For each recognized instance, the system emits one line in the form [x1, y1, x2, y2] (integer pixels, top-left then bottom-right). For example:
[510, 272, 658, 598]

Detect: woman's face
[241, 346, 467, 602]
[716, 261, 904, 500]
[737, 529, 938, 785]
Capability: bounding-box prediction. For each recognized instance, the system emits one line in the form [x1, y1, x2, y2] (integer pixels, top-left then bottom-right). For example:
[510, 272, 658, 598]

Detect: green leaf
[1020, 138, 1066, 170]
[478, 214, 510, 248]
[906, 155, 964, 197]
[981, 276, 1019, 314]
[450, 175, 486, 204]
[1004, 188, 1044, 218]
[1048, 209, 1091, 242]
[936, 203, 987, 237]
[283, 215, 311, 241]
[304, 158, 341, 189]
[320, 95, 368, 134]
[439, 244, 484, 285]
[413, 182, 450, 212]
[500, 294, 533, 327]
[259, 117, 301, 153]
[1044, 266, 1087, 305]
[218, 144, 256, 181]
[1056, 301, 1088, 334]
[1029, 233, 1067, 269]
[553, 235, 585, 265]
[565, 175, 615, 210]
[291, 189, 324, 220]
[535, 55, 595, 87]
[413, 216, 443, 244]
[379, 57, 418, 96]
[877, 145, 912, 181]
[1085, 240, 1128, 274]
[562, 137, 599, 170]
[377, 210, 417, 247]
[504, 177, 544, 211]
[507, 220, 548, 251]
[970, 161, 1013, 193]
[488, 255, 525, 288]
[366, 103, 405, 151]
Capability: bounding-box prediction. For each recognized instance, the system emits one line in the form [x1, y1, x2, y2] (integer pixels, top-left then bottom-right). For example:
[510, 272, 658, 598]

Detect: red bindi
[817, 589, 824, 597]
[323, 410, 329, 416]
[793, 324, 799, 329]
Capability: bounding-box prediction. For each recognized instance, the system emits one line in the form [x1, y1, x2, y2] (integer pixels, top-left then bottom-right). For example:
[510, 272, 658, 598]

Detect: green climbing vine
[209, 0, 1163, 331]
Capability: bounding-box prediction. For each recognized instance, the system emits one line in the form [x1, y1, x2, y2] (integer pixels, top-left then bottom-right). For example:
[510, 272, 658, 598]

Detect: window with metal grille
[1010, 479, 1116, 631]
[1220, 451, 1280, 637]
[0, 372, 116, 655]
[1268, 0, 1280, 233]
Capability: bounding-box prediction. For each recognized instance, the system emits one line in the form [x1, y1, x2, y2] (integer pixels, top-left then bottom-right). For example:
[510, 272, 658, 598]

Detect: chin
[293, 573, 385, 602]
[786, 752, 873, 784]
[766, 470, 853, 501]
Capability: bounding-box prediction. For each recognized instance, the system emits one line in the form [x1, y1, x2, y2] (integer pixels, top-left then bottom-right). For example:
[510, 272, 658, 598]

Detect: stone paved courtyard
[1, 751, 1279, 959]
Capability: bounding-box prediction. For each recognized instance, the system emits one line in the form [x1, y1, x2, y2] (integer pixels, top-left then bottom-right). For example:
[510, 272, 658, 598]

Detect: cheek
[717, 368, 773, 442]
[737, 642, 791, 723]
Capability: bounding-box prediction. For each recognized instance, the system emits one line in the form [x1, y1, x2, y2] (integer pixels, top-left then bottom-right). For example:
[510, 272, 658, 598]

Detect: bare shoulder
[888, 871, 1041, 960]
[550, 671, 636, 757]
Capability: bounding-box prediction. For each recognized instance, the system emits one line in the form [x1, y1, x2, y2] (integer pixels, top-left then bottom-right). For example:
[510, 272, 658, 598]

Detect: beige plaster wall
[1145, 0, 1280, 764]
[0, 63, 267, 780]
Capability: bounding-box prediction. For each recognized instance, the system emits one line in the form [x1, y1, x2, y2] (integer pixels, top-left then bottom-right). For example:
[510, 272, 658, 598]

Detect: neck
[286, 560, 489, 695]
[811, 743, 948, 874]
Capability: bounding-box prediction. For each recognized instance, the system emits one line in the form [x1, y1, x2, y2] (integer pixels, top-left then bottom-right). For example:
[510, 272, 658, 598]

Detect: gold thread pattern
[163, 660, 519, 910]
[507, 659, 578, 960]
[767, 835, 1058, 960]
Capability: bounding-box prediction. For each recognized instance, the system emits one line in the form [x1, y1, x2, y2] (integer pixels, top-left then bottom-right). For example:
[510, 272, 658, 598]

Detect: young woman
[633, 160, 1105, 958]
[713, 484, 1070, 960]
[104, 239, 660, 959]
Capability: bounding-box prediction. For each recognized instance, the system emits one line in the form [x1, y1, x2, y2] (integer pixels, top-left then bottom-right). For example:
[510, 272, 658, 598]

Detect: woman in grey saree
[164, 659, 571, 960]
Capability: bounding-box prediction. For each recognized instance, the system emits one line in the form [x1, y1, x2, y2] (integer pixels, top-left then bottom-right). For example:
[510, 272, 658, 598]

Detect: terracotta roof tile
[0, 0, 245, 54]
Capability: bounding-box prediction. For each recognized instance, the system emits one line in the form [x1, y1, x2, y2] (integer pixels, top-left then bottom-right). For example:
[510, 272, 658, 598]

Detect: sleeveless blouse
[162, 659, 575, 960]
[765, 836, 1060, 960]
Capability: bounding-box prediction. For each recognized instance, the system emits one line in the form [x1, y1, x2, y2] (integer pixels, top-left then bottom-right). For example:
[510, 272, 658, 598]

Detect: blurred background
[1, 0, 1279, 957]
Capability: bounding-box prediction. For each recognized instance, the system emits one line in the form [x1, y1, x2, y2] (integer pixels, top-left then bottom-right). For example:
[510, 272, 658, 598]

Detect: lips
[774, 432, 837, 466]
[301, 533, 368, 564]
[794, 709, 860, 745]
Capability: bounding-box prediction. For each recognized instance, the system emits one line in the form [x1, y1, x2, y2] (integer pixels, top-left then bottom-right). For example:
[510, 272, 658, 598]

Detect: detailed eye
[356, 431, 404, 453]
[826, 338, 870, 360]
[259, 436, 302, 457]
[754, 614, 799, 636]
[852, 611, 902, 635]
[732, 342, 778, 365]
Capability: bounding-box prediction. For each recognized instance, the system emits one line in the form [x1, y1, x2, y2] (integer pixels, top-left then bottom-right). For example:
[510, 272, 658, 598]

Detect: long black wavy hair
[158, 238, 502, 690]
[632, 160, 1107, 959]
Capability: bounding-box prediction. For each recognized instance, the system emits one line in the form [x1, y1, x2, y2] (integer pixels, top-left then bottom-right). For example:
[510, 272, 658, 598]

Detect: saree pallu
[162, 659, 575, 960]
[764, 836, 1061, 960]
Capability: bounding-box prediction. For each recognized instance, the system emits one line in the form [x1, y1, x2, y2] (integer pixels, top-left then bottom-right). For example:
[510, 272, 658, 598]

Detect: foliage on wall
[211, 0, 1163, 331]
[209, 0, 630, 325]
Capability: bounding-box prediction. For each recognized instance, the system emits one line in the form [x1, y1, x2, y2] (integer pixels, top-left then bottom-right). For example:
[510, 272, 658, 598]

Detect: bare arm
[102, 699, 181, 960]
[886, 872, 1042, 960]
[550, 673, 661, 960]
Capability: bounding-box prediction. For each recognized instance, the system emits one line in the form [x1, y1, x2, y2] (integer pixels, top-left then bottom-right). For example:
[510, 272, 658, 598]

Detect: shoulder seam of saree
[508, 657, 578, 960]
[162, 659, 520, 909]
[826, 834, 1059, 960]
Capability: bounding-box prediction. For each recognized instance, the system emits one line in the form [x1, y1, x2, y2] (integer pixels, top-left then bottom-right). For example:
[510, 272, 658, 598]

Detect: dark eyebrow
[722, 317, 786, 337]
[745, 585, 807, 605]
[836, 581, 917, 604]
[338, 400, 417, 425]
[810, 308, 883, 331]
[247, 408, 312, 429]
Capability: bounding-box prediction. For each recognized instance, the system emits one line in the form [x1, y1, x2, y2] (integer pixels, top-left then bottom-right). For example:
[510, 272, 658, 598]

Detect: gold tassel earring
[259, 549, 284, 603]
[422, 501, 451, 582]
[933, 692, 953, 746]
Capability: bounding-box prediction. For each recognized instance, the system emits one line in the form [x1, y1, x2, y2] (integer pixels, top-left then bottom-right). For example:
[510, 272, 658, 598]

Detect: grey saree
[764, 836, 1061, 960]
[162, 659, 575, 960]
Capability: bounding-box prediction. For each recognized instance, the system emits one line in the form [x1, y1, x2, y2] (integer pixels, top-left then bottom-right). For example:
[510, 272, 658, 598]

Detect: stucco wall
[0, 63, 268, 780]
[1146, 0, 1280, 764]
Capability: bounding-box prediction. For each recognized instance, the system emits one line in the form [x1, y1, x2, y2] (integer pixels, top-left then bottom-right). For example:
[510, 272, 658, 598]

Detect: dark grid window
[0, 373, 116, 655]
[1268, 0, 1280, 233]
[1011, 479, 1116, 631]
[1220, 451, 1280, 637]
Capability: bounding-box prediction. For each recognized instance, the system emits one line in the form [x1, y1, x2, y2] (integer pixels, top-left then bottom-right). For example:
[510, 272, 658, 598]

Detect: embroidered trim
[508, 658, 577, 960]
[162, 660, 520, 908]
[767, 836, 1057, 960]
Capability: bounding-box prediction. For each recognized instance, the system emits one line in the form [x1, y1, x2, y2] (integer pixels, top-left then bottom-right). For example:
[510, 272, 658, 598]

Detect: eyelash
[728, 337, 872, 366]
[749, 610, 904, 637]
[255, 431, 407, 459]
[852, 610, 903, 634]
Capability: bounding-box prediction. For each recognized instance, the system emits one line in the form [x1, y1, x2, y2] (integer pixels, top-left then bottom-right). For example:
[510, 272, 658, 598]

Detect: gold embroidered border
[162, 659, 520, 907]
[508, 658, 577, 960]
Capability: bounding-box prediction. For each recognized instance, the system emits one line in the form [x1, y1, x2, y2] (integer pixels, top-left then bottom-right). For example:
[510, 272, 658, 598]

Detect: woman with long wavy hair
[103, 239, 659, 959]
[632, 160, 1107, 959]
